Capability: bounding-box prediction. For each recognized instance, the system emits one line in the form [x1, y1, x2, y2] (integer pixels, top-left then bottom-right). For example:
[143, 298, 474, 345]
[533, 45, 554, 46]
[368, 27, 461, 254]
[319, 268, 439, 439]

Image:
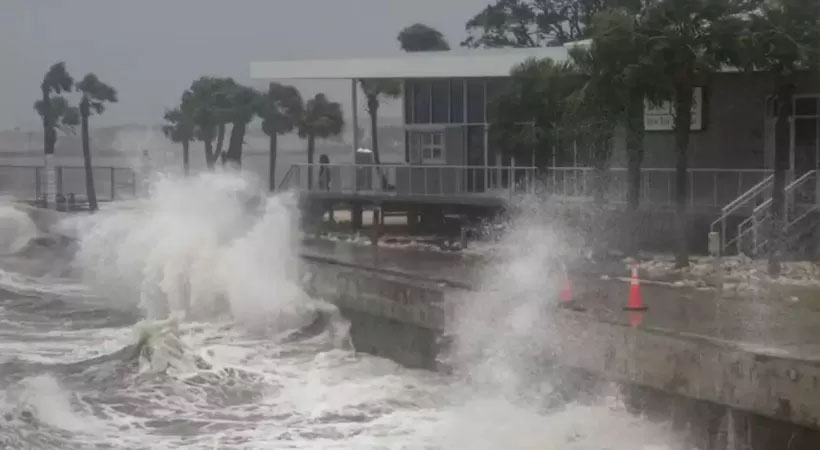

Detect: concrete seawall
[301, 248, 820, 448]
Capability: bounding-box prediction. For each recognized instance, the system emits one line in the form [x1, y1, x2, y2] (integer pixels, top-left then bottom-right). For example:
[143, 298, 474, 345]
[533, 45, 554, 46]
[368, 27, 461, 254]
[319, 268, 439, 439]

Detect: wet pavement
[301, 239, 820, 364]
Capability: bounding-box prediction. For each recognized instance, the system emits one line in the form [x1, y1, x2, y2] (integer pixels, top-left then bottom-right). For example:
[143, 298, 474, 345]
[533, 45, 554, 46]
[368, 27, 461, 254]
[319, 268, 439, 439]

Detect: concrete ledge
[302, 252, 820, 431]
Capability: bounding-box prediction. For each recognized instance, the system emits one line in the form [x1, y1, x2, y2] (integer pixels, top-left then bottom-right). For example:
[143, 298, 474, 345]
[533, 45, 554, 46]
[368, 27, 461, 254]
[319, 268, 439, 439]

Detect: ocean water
[0, 170, 684, 449]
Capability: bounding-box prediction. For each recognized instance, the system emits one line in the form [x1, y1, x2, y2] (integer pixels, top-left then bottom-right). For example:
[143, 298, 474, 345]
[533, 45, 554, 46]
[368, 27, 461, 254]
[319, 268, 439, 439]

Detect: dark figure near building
[318, 154, 334, 222]
[318, 154, 331, 191]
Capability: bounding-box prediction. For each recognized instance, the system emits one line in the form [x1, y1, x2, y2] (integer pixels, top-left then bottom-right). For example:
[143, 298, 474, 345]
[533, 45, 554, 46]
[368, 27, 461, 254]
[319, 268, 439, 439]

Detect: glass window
[404, 81, 413, 124]
[467, 80, 486, 123]
[796, 97, 819, 116]
[485, 79, 509, 124]
[410, 131, 446, 164]
[432, 80, 449, 123]
[450, 80, 464, 123]
[413, 81, 431, 123]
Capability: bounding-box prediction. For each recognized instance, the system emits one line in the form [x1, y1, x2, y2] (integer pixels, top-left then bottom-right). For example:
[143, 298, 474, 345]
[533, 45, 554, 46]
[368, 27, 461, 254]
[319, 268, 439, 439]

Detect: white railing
[278, 163, 537, 199]
[279, 163, 773, 209]
[730, 170, 817, 256]
[544, 167, 771, 208]
[0, 164, 137, 205]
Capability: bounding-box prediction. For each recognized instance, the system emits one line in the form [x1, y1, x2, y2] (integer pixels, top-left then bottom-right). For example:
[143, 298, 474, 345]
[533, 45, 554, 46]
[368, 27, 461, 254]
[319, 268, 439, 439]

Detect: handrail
[277, 165, 299, 191]
[728, 170, 816, 255]
[721, 175, 773, 216]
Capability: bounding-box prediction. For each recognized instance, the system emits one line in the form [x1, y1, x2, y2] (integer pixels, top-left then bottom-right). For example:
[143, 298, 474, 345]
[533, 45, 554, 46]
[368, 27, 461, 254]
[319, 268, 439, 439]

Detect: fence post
[110, 168, 116, 200]
[424, 167, 428, 196]
[34, 168, 41, 201]
[56, 167, 63, 198]
[689, 171, 694, 207]
[509, 164, 513, 198]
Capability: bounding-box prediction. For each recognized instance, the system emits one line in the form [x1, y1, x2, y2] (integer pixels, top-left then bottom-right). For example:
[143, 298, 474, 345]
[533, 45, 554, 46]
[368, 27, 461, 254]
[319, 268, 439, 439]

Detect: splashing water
[0, 172, 685, 449]
[72, 171, 318, 332]
[0, 201, 38, 255]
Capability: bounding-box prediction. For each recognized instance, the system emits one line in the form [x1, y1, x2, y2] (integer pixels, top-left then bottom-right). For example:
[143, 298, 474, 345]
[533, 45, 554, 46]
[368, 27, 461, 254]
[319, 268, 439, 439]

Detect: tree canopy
[77, 74, 118, 115]
[397, 24, 451, 51]
[257, 82, 304, 138]
[462, 0, 640, 47]
[298, 94, 345, 140]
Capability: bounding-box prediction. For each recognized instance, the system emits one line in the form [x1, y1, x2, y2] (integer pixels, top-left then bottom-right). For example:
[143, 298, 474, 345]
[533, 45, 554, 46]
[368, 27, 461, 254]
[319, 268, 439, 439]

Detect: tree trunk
[80, 103, 98, 212]
[269, 132, 278, 192]
[769, 83, 794, 276]
[368, 95, 388, 189]
[182, 140, 190, 176]
[367, 96, 381, 165]
[307, 134, 315, 190]
[41, 88, 56, 208]
[625, 91, 645, 256]
[41, 88, 54, 154]
[204, 138, 216, 169]
[626, 92, 645, 211]
[214, 123, 226, 164]
[673, 83, 693, 268]
[226, 121, 246, 168]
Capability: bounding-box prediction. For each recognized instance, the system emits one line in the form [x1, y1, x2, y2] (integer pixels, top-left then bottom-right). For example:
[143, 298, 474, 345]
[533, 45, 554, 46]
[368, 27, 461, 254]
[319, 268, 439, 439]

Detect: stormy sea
[0, 171, 682, 449]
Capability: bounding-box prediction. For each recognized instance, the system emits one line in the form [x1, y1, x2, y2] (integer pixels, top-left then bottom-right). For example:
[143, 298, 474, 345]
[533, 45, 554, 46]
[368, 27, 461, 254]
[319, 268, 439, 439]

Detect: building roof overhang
[250, 46, 570, 80]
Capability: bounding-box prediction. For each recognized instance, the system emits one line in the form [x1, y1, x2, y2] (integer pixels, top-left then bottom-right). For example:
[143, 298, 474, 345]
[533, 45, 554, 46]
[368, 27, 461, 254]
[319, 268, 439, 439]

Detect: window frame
[410, 130, 446, 164]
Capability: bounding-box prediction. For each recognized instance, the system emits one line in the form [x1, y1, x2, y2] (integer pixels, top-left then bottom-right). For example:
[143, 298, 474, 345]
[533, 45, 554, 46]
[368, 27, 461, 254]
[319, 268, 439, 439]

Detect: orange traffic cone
[559, 264, 573, 304]
[559, 264, 585, 311]
[624, 264, 648, 311]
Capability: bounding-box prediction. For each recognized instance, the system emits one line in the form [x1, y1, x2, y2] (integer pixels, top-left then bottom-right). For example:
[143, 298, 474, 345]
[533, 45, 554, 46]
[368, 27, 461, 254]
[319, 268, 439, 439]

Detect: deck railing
[278, 163, 772, 209]
[543, 167, 772, 209]
[279, 163, 537, 199]
[0, 165, 137, 204]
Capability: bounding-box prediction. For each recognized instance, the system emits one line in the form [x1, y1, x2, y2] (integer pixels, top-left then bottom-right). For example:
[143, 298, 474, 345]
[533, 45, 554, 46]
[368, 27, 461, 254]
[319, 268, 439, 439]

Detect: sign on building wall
[644, 87, 704, 131]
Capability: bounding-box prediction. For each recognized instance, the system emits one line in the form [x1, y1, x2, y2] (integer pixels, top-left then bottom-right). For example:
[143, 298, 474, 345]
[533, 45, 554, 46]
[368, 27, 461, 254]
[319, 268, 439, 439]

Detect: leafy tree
[35, 62, 78, 206]
[162, 91, 195, 176]
[222, 83, 259, 167]
[491, 58, 581, 167]
[740, 0, 820, 275]
[579, 10, 660, 212]
[462, 0, 640, 48]
[257, 82, 304, 191]
[187, 77, 234, 169]
[397, 24, 450, 51]
[76, 73, 118, 211]
[298, 94, 344, 189]
[641, 0, 751, 267]
[34, 95, 80, 136]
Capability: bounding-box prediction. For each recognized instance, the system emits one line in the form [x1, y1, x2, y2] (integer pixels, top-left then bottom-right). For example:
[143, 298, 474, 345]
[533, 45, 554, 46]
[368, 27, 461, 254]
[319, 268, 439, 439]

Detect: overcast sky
[0, 0, 489, 131]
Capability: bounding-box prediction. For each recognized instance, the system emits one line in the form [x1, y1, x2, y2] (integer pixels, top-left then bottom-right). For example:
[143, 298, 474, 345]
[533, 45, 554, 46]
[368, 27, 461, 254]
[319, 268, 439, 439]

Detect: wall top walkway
[300, 239, 820, 366]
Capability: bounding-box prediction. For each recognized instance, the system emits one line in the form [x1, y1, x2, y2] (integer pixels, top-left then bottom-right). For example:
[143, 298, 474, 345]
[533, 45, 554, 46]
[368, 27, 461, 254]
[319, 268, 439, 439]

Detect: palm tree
[359, 79, 402, 167]
[256, 82, 303, 191]
[740, 0, 820, 275]
[187, 77, 234, 169]
[36, 62, 75, 206]
[642, 0, 750, 267]
[223, 83, 259, 168]
[397, 24, 450, 51]
[76, 73, 118, 211]
[297, 93, 344, 189]
[162, 91, 195, 176]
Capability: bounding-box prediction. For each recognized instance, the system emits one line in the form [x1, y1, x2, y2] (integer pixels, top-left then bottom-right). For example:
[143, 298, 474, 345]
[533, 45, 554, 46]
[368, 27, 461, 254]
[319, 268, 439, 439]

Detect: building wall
[610, 71, 820, 170]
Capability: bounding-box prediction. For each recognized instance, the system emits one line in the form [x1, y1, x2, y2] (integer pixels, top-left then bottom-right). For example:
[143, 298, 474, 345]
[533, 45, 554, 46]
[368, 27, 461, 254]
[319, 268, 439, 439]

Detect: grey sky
[0, 0, 489, 131]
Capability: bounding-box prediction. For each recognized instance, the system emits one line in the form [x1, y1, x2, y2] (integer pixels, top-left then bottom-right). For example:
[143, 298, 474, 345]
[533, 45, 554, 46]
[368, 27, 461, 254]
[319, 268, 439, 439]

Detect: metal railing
[543, 167, 771, 208]
[731, 170, 818, 256]
[278, 163, 537, 199]
[0, 164, 137, 205]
